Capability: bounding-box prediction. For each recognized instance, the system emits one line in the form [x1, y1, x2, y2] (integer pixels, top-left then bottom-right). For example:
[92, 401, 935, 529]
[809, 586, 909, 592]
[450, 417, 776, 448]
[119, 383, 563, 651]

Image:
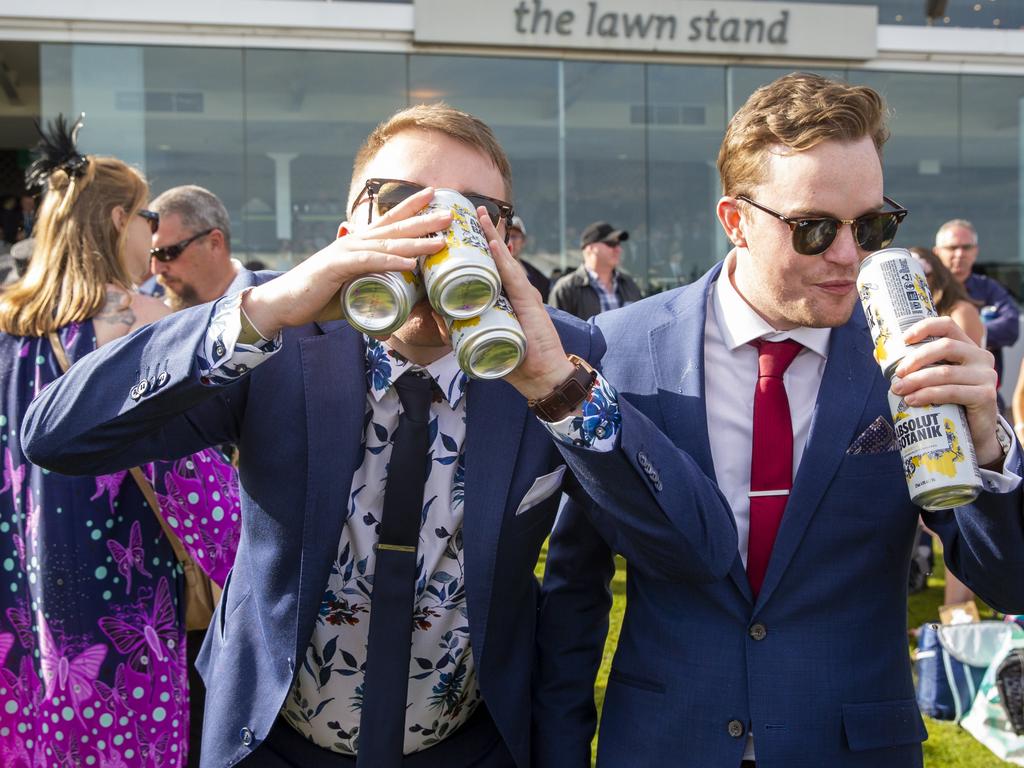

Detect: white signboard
[415, 0, 877, 60]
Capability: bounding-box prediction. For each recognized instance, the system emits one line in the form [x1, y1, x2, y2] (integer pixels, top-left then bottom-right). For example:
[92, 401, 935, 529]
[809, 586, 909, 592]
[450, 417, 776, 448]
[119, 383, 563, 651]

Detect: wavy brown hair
[908, 246, 979, 317]
[0, 157, 147, 337]
[718, 72, 889, 196]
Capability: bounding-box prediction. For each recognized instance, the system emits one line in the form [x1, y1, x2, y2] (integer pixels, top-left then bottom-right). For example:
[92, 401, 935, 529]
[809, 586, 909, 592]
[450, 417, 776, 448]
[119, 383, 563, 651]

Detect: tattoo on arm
[96, 288, 136, 327]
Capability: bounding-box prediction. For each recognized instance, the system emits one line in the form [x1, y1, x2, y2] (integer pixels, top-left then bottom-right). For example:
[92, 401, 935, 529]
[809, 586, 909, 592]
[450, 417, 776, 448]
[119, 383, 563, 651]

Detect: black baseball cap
[580, 221, 629, 248]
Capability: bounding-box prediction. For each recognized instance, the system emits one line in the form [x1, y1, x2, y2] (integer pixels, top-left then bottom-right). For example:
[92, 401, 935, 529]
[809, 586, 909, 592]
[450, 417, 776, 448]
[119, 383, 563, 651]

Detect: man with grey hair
[150, 185, 243, 309]
[934, 217, 1020, 386]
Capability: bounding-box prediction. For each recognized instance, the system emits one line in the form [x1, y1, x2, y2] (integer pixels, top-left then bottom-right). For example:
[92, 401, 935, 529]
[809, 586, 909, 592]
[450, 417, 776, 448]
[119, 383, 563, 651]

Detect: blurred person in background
[506, 215, 549, 299]
[910, 246, 984, 606]
[150, 185, 242, 310]
[549, 220, 641, 319]
[935, 219, 1019, 404]
[0, 117, 239, 768]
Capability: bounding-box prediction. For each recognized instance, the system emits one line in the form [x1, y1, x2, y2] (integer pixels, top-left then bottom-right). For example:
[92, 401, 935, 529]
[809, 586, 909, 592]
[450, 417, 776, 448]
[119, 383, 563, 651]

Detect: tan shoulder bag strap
[46, 332, 190, 566]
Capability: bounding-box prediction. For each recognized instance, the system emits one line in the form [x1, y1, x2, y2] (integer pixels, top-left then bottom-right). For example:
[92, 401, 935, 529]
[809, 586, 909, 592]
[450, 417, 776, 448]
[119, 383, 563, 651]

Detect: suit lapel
[294, 321, 366, 657]
[753, 317, 877, 611]
[653, 265, 752, 603]
[462, 377, 527, 668]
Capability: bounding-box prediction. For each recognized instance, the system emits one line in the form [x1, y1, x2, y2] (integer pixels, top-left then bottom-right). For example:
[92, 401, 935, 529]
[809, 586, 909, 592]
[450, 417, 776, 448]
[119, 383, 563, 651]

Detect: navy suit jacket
[535, 263, 1024, 768]
[21, 271, 613, 768]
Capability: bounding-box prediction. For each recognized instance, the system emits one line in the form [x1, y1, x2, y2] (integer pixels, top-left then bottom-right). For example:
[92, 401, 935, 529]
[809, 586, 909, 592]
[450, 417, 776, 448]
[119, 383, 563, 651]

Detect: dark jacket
[548, 264, 642, 320]
[521, 259, 551, 301]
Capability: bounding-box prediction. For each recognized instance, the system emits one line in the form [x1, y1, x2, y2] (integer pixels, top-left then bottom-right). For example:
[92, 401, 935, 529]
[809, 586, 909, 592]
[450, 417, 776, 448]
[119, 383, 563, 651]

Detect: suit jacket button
[157, 371, 169, 388]
[130, 386, 141, 401]
[637, 451, 650, 469]
[240, 727, 253, 746]
[137, 379, 148, 395]
[749, 623, 767, 641]
[653, 479, 663, 492]
[727, 719, 745, 738]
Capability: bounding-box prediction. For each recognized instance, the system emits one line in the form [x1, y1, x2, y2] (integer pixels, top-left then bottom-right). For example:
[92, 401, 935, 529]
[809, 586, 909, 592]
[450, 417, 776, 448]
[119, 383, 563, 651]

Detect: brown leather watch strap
[528, 354, 598, 422]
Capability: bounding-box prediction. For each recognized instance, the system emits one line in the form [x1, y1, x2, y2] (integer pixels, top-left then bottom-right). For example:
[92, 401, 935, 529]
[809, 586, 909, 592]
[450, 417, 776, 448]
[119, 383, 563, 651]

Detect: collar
[713, 250, 831, 358]
[585, 267, 618, 285]
[364, 336, 468, 409]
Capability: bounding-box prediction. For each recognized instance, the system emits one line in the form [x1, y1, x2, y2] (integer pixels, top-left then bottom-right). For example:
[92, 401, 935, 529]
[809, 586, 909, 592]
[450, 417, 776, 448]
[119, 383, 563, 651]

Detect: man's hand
[891, 315, 1003, 467]
[241, 187, 451, 338]
[477, 208, 575, 401]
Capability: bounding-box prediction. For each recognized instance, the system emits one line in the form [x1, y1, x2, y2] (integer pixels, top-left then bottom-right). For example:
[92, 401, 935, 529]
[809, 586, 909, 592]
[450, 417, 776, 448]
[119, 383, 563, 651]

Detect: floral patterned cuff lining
[197, 291, 283, 386]
[543, 372, 621, 451]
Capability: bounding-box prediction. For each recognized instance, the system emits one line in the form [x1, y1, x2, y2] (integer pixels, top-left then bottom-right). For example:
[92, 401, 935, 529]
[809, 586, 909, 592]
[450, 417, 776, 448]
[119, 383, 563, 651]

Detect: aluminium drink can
[446, 294, 526, 379]
[421, 188, 500, 319]
[857, 247, 937, 379]
[341, 269, 425, 335]
[887, 388, 982, 510]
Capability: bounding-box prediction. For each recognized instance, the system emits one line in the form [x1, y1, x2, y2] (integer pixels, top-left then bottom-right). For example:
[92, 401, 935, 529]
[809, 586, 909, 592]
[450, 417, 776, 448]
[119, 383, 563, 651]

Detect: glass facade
[3, 41, 1024, 297]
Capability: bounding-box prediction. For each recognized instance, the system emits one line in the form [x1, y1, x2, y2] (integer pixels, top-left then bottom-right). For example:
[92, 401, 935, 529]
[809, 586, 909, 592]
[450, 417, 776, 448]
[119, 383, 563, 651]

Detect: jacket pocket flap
[842, 699, 927, 752]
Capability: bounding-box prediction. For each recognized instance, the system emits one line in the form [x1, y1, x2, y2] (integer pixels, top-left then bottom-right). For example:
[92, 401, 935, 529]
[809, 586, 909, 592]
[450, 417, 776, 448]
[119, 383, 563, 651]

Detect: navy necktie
[357, 372, 434, 768]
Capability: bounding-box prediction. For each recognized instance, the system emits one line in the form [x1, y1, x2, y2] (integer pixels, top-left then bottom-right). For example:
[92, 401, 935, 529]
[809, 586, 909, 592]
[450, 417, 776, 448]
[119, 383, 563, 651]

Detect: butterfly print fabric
[0, 321, 241, 768]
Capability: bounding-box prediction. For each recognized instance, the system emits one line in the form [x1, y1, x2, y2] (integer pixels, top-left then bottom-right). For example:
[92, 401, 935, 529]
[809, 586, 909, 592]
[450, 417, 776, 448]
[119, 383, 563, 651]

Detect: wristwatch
[528, 354, 598, 422]
[996, 421, 1014, 458]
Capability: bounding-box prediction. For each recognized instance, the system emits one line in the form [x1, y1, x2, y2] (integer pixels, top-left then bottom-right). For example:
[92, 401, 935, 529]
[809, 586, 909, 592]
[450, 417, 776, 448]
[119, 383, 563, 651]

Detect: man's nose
[825, 222, 862, 266]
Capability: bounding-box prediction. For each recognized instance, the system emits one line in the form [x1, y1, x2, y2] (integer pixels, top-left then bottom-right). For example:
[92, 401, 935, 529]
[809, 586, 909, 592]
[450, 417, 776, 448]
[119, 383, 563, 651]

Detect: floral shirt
[196, 294, 620, 755]
[0, 320, 241, 768]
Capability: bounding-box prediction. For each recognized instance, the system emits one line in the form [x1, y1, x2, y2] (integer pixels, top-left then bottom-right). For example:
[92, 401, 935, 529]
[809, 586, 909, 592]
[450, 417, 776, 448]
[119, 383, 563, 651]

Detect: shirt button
[240, 727, 253, 747]
[727, 719, 745, 738]
[749, 623, 767, 641]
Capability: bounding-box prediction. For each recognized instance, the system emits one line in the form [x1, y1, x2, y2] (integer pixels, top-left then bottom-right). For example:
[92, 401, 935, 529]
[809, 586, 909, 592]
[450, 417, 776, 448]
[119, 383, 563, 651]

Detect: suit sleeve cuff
[197, 289, 282, 386]
[978, 416, 1023, 494]
[542, 372, 621, 452]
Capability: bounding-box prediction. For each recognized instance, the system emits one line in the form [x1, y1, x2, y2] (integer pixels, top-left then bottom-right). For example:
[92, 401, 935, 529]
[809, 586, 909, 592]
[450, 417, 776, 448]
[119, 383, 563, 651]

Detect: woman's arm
[950, 300, 986, 348]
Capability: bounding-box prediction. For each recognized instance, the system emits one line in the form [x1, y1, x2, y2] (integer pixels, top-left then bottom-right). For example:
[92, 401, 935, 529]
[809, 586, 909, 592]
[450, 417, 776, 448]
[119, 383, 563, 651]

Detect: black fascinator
[25, 114, 89, 192]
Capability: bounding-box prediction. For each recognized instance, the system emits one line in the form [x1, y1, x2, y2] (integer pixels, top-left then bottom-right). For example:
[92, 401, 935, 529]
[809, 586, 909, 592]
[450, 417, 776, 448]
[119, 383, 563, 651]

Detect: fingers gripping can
[857, 247, 937, 378]
[421, 189, 500, 319]
[858, 247, 982, 510]
[446, 295, 526, 379]
[342, 269, 425, 335]
[887, 390, 982, 510]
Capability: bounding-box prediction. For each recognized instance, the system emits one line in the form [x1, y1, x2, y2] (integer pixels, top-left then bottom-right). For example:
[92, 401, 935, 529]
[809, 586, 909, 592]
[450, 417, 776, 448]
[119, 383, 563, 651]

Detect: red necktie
[747, 338, 803, 597]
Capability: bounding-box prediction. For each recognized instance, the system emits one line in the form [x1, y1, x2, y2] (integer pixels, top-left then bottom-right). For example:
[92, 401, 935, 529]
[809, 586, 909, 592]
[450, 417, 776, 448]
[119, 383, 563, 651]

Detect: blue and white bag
[915, 621, 1015, 722]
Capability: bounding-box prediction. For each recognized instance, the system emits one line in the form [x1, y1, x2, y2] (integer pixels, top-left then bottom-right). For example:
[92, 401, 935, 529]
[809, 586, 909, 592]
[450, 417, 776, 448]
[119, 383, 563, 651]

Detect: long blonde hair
[0, 156, 147, 337]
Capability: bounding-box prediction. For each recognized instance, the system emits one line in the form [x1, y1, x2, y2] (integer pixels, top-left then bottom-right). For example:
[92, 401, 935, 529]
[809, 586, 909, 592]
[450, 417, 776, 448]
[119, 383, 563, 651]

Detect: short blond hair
[0, 157, 147, 337]
[349, 104, 513, 210]
[718, 72, 889, 196]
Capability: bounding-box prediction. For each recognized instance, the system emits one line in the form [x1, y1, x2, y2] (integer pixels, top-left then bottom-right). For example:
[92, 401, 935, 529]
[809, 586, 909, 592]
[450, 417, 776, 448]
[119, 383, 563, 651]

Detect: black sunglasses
[351, 178, 515, 231]
[736, 195, 908, 256]
[149, 228, 214, 263]
[137, 209, 160, 235]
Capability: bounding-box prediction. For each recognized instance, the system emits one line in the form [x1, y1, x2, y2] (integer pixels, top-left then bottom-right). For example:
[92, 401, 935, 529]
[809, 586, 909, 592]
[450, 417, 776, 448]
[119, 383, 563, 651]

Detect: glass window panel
[243, 49, 407, 267]
[563, 61, 647, 289]
[846, 70, 959, 256]
[408, 54, 561, 281]
[645, 64, 726, 291]
[959, 74, 1024, 298]
[138, 46, 244, 255]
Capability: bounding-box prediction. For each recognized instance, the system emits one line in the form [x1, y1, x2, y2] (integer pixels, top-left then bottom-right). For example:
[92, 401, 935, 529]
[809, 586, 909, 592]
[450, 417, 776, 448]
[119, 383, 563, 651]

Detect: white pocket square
[515, 466, 567, 516]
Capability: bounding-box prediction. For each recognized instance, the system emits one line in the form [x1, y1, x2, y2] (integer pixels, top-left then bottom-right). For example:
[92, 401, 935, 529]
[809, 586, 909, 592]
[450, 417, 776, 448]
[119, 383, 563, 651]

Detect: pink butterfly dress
[0, 321, 241, 768]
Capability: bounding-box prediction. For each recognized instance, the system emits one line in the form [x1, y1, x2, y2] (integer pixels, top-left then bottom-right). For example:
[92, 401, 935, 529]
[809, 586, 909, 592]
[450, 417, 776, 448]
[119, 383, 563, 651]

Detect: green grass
[535, 543, 1012, 767]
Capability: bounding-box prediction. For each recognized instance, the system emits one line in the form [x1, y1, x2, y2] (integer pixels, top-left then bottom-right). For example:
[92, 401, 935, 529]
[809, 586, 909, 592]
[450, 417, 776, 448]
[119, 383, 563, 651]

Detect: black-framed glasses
[137, 209, 160, 235]
[736, 195, 908, 256]
[351, 178, 515, 231]
[149, 228, 214, 263]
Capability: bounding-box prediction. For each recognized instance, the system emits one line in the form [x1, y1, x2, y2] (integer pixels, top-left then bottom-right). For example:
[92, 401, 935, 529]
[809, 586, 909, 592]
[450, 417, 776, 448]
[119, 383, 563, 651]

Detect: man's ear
[716, 196, 747, 248]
